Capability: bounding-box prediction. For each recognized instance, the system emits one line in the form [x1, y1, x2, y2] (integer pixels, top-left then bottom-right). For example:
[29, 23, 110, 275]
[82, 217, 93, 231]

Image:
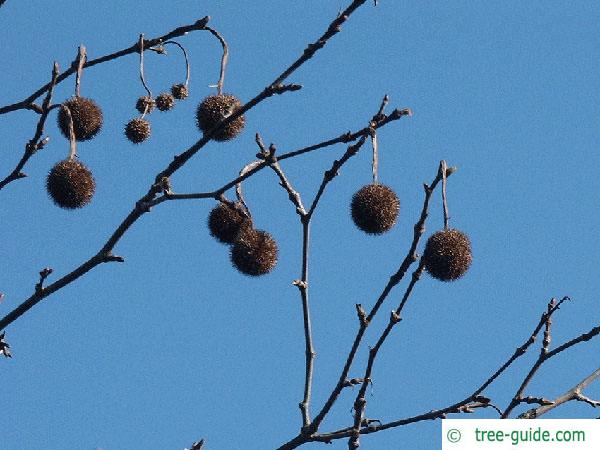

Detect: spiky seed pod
[208, 202, 252, 245]
[46, 159, 95, 209]
[125, 118, 151, 144]
[422, 229, 472, 282]
[230, 228, 278, 276]
[171, 83, 189, 100]
[350, 184, 400, 234]
[196, 94, 245, 141]
[57, 97, 103, 141]
[135, 96, 155, 114]
[155, 92, 175, 112]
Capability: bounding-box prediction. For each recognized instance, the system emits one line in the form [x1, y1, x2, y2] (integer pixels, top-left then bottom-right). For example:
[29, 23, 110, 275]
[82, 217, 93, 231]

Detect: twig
[138, 35, 152, 98]
[348, 263, 425, 449]
[61, 104, 78, 160]
[205, 26, 228, 95]
[0, 332, 11, 358]
[441, 160, 450, 229]
[35, 268, 54, 293]
[520, 368, 600, 418]
[260, 135, 306, 217]
[308, 136, 367, 219]
[501, 298, 600, 418]
[0, 62, 59, 191]
[0, 17, 211, 115]
[235, 161, 262, 217]
[74, 45, 86, 97]
[144, 105, 410, 210]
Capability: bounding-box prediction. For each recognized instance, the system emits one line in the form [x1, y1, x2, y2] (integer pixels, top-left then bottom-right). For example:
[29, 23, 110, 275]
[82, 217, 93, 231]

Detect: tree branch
[0, 62, 59, 190]
[0, 17, 211, 115]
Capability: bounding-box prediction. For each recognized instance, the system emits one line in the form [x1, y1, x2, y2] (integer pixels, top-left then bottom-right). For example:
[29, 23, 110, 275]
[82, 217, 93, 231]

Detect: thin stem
[74, 45, 86, 97]
[164, 40, 191, 87]
[441, 159, 450, 230]
[235, 161, 261, 218]
[61, 105, 78, 160]
[205, 26, 228, 95]
[370, 130, 378, 184]
[138, 34, 152, 97]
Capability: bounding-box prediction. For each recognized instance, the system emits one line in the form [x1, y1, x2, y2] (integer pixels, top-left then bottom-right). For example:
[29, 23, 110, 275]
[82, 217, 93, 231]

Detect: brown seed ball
[46, 159, 95, 209]
[422, 229, 472, 282]
[350, 184, 400, 234]
[125, 118, 151, 144]
[208, 202, 252, 245]
[135, 96, 155, 114]
[196, 94, 245, 141]
[57, 97, 103, 141]
[155, 92, 175, 111]
[230, 229, 278, 276]
[171, 83, 189, 100]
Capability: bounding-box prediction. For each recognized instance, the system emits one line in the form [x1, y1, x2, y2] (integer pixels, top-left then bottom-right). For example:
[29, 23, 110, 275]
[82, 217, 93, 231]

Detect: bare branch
[0, 62, 60, 191]
[520, 367, 600, 418]
[0, 17, 211, 115]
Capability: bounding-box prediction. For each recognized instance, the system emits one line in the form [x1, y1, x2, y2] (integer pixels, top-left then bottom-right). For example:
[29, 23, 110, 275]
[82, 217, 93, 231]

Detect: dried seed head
[136, 96, 155, 114]
[350, 184, 400, 234]
[46, 159, 95, 209]
[196, 94, 245, 141]
[155, 92, 175, 111]
[422, 229, 472, 281]
[125, 118, 151, 144]
[208, 202, 252, 245]
[171, 83, 189, 100]
[57, 97, 103, 141]
[230, 228, 278, 276]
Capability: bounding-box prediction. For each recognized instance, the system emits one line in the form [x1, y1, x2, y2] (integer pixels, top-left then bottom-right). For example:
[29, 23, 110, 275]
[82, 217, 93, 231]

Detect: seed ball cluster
[208, 202, 251, 244]
[58, 97, 103, 141]
[135, 96, 155, 115]
[196, 94, 245, 141]
[46, 159, 96, 209]
[422, 229, 472, 282]
[125, 118, 151, 144]
[155, 92, 175, 112]
[171, 83, 189, 100]
[230, 228, 278, 276]
[351, 184, 400, 234]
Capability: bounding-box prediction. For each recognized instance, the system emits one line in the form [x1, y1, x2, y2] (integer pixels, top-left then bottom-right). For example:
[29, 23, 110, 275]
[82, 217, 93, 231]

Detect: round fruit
[155, 93, 175, 111]
[136, 96, 155, 114]
[422, 229, 472, 281]
[46, 159, 95, 209]
[125, 118, 151, 144]
[196, 94, 245, 141]
[171, 83, 189, 100]
[230, 229, 278, 276]
[208, 202, 251, 245]
[350, 184, 400, 234]
[57, 97, 103, 141]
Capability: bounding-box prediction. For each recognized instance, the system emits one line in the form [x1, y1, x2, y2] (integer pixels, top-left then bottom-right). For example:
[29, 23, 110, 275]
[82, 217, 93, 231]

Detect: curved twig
[204, 26, 228, 95]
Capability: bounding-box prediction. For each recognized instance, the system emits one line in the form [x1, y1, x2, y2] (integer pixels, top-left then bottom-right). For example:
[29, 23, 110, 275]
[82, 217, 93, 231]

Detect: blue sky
[1, 1, 599, 449]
